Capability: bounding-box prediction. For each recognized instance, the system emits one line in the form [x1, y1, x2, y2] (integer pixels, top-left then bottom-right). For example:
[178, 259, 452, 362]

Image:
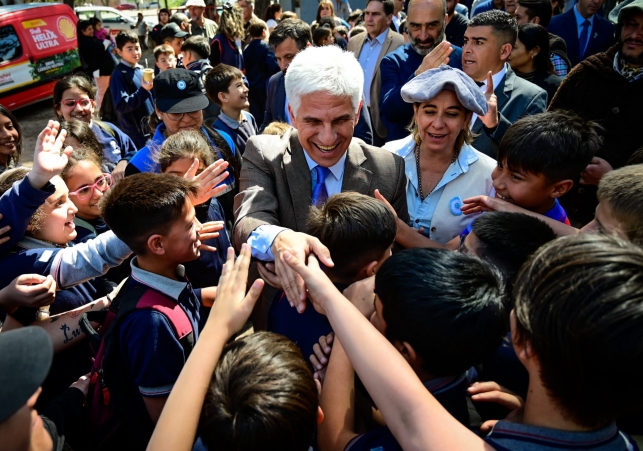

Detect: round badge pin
[449, 197, 463, 215]
[177, 80, 187, 90]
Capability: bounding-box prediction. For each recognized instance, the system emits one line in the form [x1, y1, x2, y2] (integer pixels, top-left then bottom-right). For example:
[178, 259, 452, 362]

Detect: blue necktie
[579, 19, 590, 60]
[312, 166, 330, 207]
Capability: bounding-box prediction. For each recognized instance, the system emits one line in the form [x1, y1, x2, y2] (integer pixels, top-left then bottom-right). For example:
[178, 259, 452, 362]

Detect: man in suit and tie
[234, 45, 409, 315]
[548, 0, 616, 68]
[379, 0, 464, 142]
[261, 19, 374, 144]
[349, 0, 405, 146]
[462, 10, 547, 157]
[390, 0, 408, 32]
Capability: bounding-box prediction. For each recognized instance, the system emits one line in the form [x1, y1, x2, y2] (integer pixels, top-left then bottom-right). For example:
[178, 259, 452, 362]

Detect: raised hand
[282, 251, 340, 316]
[206, 244, 264, 337]
[311, 332, 334, 382]
[479, 71, 499, 129]
[460, 195, 524, 215]
[468, 381, 524, 433]
[28, 121, 74, 189]
[580, 157, 613, 185]
[197, 221, 224, 252]
[184, 158, 230, 206]
[415, 41, 453, 76]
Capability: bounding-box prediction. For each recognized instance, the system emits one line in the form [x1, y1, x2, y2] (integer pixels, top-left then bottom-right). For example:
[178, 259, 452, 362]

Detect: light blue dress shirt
[284, 94, 292, 125]
[573, 4, 595, 53]
[400, 143, 480, 237]
[247, 149, 348, 261]
[358, 29, 388, 107]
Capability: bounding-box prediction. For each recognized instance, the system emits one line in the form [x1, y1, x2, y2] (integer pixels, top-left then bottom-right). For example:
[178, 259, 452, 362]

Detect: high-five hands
[479, 71, 499, 129]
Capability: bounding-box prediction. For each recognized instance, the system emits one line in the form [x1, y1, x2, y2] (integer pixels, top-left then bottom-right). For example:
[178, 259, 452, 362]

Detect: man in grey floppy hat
[186, 0, 218, 40]
[383, 65, 497, 247]
[0, 327, 89, 451]
[549, 0, 643, 226]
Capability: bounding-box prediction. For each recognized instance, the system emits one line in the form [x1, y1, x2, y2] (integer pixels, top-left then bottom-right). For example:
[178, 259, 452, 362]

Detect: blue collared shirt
[398, 143, 480, 237]
[574, 4, 595, 45]
[358, 29, 389, 107]
[248, 149, 348, 261]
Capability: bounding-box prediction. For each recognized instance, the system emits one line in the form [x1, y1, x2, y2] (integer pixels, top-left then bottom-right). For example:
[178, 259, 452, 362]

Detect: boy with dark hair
[146, 246, 324, 451]
[283, 233, 643, 451]
[466, 211, 556, 290]
[319, 247, 506, 451]
[97, 173, 217, 449]
[205, 64, 258, 154]
[243, 20, 280, 125]
[181, 35, 211, 73]
[269, 192, 396, 363]
[110, 31, 154, 148]
[160, 22, 188, 67]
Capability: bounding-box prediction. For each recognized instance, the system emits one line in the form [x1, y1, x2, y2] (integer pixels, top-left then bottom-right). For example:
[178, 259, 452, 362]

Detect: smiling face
[364, 0, 391, 38]
[30, 176, 78, 245]
[289, 91, 360, 168]
[65, 160, 109, 220]
[162, 199, 202, 263]
[117, 41, 142, 65]
[491, 159, 556, 214]
[55, 87, 95, 123]
[0, 113, 20, 164]
[407, 0, 446, 55]
[221, 76, 250, 110]
[462, 25, 508, 81]
[413, 90, 471, 155]
[620, 12, 643, 67]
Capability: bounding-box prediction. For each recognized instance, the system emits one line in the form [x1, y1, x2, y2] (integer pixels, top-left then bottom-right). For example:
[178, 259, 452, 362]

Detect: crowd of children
[1, 4, 643, 451]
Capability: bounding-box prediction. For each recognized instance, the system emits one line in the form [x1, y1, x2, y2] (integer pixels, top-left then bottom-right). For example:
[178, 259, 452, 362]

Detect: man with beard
[379, 0, 464, 141]
[549, 0, 643, 226]
[261, 19, 373, 144]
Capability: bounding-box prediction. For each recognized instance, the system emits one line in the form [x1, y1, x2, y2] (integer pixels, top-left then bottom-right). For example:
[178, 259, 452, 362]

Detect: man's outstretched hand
[271, 230, 333, 314]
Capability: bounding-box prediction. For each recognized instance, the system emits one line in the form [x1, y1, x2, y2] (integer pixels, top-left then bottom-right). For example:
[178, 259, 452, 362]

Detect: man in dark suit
[390, 0, 408, 32]
[349, 0, 405, 145]
[548, 0, 615, 67]
[462, 10, 547, 157]
[261, 20, 374, 144]
[234, 45, 408, 314]
[379, 0, 464, 142]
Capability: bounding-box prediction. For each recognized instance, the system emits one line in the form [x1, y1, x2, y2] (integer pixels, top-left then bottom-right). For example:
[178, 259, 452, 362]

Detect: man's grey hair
[285, 46, 364, 117]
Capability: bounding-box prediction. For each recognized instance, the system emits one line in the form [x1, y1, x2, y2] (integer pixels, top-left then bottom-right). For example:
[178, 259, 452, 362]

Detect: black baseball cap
[160, 22, 188, 41]
[0, 327, 53, 424]
[154, 68, 210, 113]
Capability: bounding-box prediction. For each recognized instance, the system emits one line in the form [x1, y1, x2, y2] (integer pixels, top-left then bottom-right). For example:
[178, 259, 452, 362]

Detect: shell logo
[57, 17, 76, 41]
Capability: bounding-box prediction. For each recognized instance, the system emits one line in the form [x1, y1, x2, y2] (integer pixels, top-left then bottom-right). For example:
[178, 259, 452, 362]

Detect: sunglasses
[60, 98, 93, 108]
[69, 174, 112, 200]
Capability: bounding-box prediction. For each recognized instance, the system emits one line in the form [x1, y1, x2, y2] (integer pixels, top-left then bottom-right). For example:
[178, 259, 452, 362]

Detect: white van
[74, 6, 154, 37]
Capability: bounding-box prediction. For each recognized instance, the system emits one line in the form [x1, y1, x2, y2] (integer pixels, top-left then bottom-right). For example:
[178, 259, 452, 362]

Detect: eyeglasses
[163, 110, 203, 121]
[69, 174, 112, 200]
[61, 98, 93, 108]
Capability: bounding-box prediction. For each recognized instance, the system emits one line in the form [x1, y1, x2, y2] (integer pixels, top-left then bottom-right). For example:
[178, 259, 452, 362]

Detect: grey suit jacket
[348, 29, 405, 139]
[472, 66, 548, 158]
[233, 129, 409, 248]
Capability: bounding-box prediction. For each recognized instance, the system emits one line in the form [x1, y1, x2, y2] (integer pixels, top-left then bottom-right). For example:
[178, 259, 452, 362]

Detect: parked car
[75, 6, 155, 37]
[0, 3, 81, 111]
[116, 3, 137, 10]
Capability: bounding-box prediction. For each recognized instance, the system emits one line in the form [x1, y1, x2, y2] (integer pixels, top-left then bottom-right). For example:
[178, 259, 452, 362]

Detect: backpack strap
[135, 290, 192, 340]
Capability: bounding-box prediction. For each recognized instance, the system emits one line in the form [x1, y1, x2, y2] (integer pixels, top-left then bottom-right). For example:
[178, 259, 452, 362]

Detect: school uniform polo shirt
[485, 420, 639, 451]
[345, 372, 482, 451]
[117, 259, 202, 400]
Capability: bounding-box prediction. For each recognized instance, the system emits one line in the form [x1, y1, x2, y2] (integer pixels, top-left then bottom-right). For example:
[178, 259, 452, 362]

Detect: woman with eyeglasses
[53, 75, 137, 182]
[127, 69, 240, 223]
